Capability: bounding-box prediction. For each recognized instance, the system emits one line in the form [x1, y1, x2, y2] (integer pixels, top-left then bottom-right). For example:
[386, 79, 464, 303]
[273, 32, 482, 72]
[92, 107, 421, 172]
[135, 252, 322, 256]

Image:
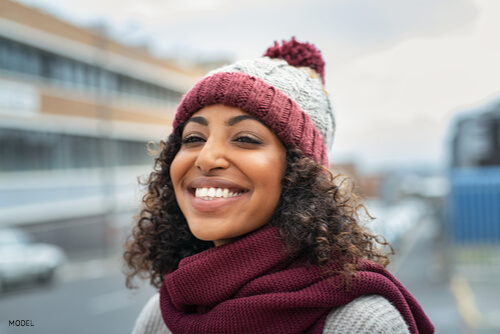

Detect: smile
[195, 188, 243, 200]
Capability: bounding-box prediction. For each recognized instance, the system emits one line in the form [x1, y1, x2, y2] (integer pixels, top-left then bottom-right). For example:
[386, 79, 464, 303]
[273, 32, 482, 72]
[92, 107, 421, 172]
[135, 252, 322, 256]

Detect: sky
[14, 0, 500, 172]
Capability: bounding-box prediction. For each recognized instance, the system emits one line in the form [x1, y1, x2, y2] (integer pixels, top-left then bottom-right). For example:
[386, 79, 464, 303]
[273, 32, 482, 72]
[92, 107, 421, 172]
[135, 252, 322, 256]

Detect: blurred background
[0, 0, 499, 333]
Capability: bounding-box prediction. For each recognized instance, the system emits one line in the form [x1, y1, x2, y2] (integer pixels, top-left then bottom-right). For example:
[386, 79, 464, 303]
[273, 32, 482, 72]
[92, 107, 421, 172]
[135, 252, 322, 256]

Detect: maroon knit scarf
[159, 225, 434, 334]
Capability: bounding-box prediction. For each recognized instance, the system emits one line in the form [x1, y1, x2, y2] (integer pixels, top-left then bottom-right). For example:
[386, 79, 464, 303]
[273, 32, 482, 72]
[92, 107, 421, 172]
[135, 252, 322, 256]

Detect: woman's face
[171, 104, 286, 246]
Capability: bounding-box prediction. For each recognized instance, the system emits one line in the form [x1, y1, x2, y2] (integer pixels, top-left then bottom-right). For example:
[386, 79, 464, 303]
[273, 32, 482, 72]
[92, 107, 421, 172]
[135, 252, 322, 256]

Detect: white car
[0, 227, 66, 292]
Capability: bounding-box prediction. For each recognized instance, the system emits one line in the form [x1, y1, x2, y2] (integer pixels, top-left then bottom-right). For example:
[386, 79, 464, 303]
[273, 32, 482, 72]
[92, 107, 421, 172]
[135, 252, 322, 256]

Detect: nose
[195, 137, 230, 173]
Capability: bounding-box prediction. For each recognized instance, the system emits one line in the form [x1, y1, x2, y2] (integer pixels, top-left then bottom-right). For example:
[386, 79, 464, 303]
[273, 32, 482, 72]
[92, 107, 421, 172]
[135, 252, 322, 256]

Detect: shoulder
[132, 293, 171, 334]
[322, 294, 410, 334]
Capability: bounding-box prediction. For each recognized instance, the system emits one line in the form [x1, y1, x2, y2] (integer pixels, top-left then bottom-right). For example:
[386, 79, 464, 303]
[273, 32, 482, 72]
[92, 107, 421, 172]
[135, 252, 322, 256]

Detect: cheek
[269, 149, 287, 182]
[251, 154, 286, 195]
[170, 158, 181, 188]
[271, 152, 287, 199]
[170, 150, 191, 189]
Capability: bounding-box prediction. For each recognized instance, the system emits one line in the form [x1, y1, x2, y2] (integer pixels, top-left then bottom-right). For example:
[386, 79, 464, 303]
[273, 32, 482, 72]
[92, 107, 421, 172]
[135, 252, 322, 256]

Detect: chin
[189, 227, 225, 242]
[191, 228, 239, 246]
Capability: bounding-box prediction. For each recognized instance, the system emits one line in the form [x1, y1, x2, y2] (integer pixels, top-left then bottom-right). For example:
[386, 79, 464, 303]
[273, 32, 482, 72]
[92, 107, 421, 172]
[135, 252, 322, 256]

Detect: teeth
[194, 187, 242, 200]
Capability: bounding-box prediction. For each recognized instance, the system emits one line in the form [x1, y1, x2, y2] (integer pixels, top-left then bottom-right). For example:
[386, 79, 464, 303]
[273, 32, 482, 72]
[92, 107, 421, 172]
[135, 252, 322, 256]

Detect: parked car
[0, 227, 66, 292]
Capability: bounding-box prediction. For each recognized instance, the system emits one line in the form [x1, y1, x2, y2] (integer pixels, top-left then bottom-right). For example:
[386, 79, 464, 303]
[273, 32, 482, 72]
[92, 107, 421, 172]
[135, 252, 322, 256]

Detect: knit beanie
[173, 37, 335, 166]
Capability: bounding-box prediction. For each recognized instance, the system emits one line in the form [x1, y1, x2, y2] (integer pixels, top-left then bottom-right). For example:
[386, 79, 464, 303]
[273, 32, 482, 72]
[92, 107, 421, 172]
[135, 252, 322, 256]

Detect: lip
[185, 178, 250, 213]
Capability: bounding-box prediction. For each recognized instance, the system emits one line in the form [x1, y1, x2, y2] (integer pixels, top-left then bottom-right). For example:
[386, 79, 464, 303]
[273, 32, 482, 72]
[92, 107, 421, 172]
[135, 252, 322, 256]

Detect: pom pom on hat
[263, 37, 326, 84]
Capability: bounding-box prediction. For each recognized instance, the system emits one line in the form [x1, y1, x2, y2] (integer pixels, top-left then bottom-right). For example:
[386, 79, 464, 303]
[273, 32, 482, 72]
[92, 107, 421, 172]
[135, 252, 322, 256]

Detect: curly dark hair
[123, 127, 392, 289]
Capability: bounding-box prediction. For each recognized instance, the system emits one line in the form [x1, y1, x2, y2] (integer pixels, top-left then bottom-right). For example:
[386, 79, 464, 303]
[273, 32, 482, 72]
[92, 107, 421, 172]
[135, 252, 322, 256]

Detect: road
[390, 217, 462, 334]
[0, 254, 156, 334]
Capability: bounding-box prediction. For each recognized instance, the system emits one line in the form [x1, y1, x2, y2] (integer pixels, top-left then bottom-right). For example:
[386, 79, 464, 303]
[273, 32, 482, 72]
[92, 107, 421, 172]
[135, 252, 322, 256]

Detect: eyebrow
[185, 116, 208, 126]
[225, 114, 261, 126]
[184, 114, 261, 127]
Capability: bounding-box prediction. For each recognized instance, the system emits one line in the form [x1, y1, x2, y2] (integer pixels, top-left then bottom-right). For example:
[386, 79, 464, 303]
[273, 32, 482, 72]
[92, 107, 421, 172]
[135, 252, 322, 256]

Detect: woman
[124, 38, 434, 334]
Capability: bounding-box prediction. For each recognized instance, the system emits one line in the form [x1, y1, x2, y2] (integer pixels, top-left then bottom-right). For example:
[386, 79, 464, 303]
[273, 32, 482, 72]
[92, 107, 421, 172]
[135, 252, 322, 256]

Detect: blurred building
[446, 96, 500, 278]
[450, 99, 500, 168]
[447, 97, 500, 242]
[0, 0, 199, 255]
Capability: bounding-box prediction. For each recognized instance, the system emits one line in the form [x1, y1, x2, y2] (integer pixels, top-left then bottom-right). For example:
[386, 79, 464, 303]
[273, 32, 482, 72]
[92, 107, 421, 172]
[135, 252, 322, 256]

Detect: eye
[181, 135, 205, 145]
[233, 135, 262, 145]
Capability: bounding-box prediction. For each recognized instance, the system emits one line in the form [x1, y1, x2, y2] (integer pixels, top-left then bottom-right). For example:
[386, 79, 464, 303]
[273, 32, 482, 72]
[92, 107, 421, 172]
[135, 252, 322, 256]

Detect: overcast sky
[15, 0, 500, 172]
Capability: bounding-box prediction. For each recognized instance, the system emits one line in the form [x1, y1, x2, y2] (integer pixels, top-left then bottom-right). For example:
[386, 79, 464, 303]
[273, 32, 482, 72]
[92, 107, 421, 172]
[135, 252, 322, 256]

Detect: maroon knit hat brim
[173, 72, 328, 165]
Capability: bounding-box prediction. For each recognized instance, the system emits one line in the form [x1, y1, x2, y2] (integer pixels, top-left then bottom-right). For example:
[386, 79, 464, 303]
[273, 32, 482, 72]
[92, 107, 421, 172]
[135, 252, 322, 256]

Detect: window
[0, 37, 185, 105]
[0, 128, 153, 172]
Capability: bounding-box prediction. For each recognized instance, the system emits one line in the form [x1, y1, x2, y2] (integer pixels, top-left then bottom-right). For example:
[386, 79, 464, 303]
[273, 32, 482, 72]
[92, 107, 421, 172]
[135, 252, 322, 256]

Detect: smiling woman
[171, 105, 286, 246]
[123, 38, 434, 334]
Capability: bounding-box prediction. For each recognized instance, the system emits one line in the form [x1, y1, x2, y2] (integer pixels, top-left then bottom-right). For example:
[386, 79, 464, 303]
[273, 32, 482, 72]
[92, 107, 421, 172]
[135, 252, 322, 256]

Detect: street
[0, 254, 156, 334]
[391, 217, 462, 333]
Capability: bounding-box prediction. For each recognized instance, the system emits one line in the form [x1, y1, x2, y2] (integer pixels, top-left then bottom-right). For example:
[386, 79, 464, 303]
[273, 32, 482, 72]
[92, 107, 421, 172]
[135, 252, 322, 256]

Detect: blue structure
[446, 99, 500, 244]
[447, 167, 500, 243]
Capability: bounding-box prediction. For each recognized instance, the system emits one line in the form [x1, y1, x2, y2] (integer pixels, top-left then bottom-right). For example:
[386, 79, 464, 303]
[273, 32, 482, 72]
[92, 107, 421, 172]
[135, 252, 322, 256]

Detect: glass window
[0, 37, 185, 105]
[0, 128, 153, 172]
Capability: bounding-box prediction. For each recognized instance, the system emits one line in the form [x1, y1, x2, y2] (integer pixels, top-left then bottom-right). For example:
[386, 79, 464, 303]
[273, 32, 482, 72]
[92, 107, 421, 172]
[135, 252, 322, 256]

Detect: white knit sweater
[132, 293, 410, 334]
